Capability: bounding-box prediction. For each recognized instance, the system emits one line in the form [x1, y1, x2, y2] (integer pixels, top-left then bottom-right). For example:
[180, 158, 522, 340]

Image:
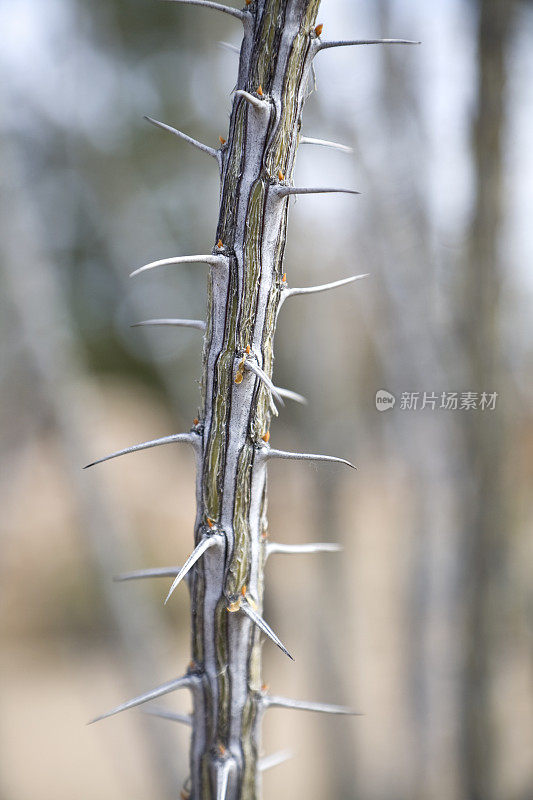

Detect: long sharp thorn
[164, 536, 217, 604]
[234, 89, 269, 112]
[240, 601, 294, 661]
[262, 447, 356, 470]
[131, 318, 206, 331]
[143, 707, 192, 726]
[258, 750, 293, 772]
[114, 566, 180, 582]
[130, 254, 225, 278]
[300, 136, 353, 154]
[317, 38, 420, 52]
[266, 542, 343, 556]
[160, 0, 246, 21]
[144, 116, 219, 161]
[88, 675, 192, 724]
[274, 386, 307, 405]
[218, 40, 240, 55]
[243, 360, 284, 406]
[264, 695, 361, 715]
[276, 186, 360, 198]
[83, 433, 192, 469]
[285, 274, 369, 298]
[216, 761, 231, 800]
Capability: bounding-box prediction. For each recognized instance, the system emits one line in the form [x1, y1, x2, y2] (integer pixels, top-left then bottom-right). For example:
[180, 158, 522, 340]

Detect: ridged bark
[191, 3, 320, 798]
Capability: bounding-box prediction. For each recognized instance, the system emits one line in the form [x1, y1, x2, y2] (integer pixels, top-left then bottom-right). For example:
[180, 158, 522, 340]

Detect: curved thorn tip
[240, 601, 294, 660]
[159, 0, 246, 22]
[131, 318, 206, 331]
[83, 433, 192, 469]
[164, 537, 217, 604]
[87, 675, 192, 724]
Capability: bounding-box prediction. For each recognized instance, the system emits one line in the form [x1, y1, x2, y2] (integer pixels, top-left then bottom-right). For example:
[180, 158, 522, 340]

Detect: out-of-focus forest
[1, 0, 532, 798]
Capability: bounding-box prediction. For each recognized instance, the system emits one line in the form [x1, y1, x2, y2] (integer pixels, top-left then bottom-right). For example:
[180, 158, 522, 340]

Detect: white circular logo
[375, 389, 396, 411]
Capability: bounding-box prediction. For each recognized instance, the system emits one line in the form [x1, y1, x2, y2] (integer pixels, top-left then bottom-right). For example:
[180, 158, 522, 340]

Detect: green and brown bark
[191, 4, 320, 797]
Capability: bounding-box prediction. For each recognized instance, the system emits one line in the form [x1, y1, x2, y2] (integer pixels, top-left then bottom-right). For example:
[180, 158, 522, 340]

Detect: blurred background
[1, 0, 532, 798]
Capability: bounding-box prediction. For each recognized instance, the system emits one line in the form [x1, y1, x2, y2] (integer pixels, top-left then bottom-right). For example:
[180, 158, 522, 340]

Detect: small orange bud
[227, 599, 241, 613]
[218, 743, 226, 756]
[217, 238, 223, 249]
[219, 135, 226, 145]
[241, 585, 247, 597]
[261, 530, 268, 541]
[261, 683, 269, 692]
[257, 85, 263, 97]
[245, 0, 252, 4]
[282, 272, 287, 282]
[315, 23, 323, 36]
[206, 517, 214, 528]
[193, 417, 199, 425]
[235, 371, 243, 384]
[245, 344, 250, 355]
[262, 431, 270, 443]
[278, 169, 285, 181]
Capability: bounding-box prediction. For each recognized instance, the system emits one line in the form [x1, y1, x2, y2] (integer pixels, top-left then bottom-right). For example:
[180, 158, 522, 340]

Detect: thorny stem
[191, 3, 323, 797]
[88, 1, 415, 798]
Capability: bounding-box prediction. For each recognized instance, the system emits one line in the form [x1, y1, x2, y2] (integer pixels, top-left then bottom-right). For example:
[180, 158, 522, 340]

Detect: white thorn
[266, 542, 342, 557]
[160, 0, 246, 22]
[144, 116, 220, 163]
[131, 318, 206, 331]
[88, 675, 193, 724]
[83, 433, 194, 468]
[273, 386, 307, 405]
[130, 254, 226, 278]
[164, 536, 218, 604]
[300, 136, 353, 154]
[258, 750, 293, 772]
[143, 707, 192, 726]
[218, 40, 240, 55]
[275, 186, 360, 198]
[240, 601, 294, 660]
[316, 38, 420, 53]
[263, 695, 360, 715]
[216, 760, 232, 800]
[260, 447, 356, 470]
[243, 360, 284, 406]
[284, 273, 369, 299]
[114, 566, 180, 582]
[234, 89, 270, 112]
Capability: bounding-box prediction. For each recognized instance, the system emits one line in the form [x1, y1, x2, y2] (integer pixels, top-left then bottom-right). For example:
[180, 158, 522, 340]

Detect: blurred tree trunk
[460, 0, 515, 797]
[369, 6, 465, 799]
[0, 138, 180, 800]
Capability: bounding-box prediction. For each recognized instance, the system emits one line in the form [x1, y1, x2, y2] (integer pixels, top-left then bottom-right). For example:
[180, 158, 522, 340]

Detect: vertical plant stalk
[193, 6, 325, 797]
[88, 2, 417, 798]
